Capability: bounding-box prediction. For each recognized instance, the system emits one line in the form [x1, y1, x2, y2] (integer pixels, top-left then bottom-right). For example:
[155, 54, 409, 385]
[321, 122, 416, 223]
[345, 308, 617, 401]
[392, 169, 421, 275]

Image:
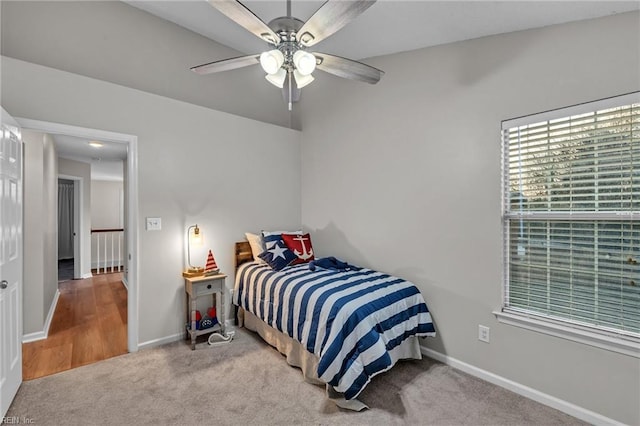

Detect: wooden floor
[22, 273, 128, 380]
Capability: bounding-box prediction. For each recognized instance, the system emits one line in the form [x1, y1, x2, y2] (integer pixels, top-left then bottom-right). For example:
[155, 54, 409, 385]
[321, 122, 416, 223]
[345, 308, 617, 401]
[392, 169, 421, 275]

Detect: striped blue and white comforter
[233, 261, 436, 400]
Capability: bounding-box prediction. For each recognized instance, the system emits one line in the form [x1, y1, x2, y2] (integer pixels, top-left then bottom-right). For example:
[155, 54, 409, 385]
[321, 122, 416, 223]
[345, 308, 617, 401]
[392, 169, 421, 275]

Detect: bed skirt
[238, 307, 423, 411]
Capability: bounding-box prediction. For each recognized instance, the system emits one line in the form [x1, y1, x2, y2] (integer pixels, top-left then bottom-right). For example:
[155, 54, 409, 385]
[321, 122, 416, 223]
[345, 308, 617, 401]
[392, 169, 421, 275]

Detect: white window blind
[501, 94, 640, 340]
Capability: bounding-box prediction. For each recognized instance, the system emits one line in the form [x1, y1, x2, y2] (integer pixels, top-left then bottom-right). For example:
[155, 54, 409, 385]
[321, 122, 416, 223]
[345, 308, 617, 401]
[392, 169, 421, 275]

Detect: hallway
[22, 273, 128, 380]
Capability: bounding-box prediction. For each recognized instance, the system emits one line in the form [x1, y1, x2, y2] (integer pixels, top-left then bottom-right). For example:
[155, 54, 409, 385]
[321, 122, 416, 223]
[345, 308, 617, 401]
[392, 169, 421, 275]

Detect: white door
[0, 107, 22, 416]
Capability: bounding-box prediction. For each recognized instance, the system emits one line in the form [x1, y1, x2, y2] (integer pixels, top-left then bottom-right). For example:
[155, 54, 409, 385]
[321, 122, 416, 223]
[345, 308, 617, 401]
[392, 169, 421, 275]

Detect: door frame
[16, 118, 140, 353]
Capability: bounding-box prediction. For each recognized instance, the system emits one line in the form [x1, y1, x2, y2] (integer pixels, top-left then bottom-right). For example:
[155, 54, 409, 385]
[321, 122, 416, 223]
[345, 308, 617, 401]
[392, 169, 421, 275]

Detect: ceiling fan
[191, 0, 384, 110]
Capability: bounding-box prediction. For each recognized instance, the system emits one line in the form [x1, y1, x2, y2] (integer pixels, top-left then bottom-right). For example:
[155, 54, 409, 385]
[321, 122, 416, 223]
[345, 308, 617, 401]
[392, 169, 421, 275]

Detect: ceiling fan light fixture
[192, 0, 384, 108]
[293, 70, 314, 89]
[260, 49, 285, 74]
[265, 68, 287, 88]
[293, 50, 316, 76]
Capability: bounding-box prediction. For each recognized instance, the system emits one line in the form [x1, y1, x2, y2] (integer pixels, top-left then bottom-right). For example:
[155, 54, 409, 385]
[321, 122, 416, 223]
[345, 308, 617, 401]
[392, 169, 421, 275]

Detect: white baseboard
[22, 289, 60, 343]
[121, 275, 129, 290]
[138, 332, 184, 350]
[22, 330, 46, 343]
[420, 346, 622, 426]
[82, 272, 93, 279]
[137, 321, 236, 351]
[43, 289, 60, 337]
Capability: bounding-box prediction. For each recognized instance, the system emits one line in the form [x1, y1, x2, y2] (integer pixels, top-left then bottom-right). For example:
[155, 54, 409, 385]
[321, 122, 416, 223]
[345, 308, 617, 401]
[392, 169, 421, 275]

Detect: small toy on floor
[207, 330, 234, 346]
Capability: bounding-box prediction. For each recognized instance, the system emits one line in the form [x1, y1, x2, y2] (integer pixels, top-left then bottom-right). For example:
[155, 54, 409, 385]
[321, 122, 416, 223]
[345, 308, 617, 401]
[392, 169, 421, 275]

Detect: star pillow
[258, 238, 297, 271]
[282, 233, 315, 265]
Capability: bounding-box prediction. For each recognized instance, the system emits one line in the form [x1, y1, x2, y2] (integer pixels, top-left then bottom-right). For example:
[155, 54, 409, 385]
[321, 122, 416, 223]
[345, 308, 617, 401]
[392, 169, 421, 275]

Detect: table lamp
[184, 224, 204, 277]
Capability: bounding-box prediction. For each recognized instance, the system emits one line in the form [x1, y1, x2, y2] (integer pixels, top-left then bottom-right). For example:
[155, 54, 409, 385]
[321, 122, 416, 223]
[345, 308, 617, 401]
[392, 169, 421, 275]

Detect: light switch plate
[146, 217, 161, 231]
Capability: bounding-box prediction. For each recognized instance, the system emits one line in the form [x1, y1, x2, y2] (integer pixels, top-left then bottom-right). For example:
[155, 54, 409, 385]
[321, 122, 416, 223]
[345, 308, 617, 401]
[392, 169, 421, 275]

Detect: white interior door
[0, 107, 23, 416]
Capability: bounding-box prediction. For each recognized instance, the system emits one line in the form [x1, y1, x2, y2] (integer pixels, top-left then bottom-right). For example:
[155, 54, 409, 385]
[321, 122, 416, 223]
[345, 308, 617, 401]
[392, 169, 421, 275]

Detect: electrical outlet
[478, 325, 490, 343]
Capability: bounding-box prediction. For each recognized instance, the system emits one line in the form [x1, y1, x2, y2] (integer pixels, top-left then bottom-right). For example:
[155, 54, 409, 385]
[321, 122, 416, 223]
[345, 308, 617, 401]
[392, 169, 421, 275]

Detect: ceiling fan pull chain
[288, 70, 293, 111]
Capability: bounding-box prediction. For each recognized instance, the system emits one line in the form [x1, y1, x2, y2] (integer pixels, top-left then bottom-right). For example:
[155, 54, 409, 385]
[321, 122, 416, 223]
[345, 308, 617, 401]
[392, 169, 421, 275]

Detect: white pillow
[262, 230, 303, 249]
[245, 232, 266, 263]
[261, 230, 303, 237]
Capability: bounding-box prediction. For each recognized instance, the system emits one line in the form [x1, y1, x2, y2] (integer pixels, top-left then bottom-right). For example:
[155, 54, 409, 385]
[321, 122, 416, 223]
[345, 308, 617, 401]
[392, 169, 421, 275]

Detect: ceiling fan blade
[297, 0, 376, 47]
[313, 52, 384, 84]
[207, 0, 280, 45]
[191, 54, 259, 75]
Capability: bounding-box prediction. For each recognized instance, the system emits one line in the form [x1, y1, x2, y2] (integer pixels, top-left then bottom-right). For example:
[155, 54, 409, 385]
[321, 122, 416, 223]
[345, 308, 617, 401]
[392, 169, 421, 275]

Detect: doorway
[16, 118, 139, 354]
[57, 178, 75, 282]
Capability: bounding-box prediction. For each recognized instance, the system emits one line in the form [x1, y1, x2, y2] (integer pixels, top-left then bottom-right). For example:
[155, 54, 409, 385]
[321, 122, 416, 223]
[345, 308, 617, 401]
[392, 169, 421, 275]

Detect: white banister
[96, 233, 101, 274]
[110, 232, 114, 273]
[103, 233, 107, 273]
[91, 228, 125, 274]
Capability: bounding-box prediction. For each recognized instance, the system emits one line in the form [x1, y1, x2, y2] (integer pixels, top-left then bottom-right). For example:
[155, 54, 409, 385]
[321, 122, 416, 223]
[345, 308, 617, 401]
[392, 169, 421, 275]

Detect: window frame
[496, 92, 640, 358]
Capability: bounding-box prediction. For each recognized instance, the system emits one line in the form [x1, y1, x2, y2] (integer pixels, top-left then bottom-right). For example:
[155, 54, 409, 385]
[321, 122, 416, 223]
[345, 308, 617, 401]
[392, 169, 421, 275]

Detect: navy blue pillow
[258, 239, 297, 271]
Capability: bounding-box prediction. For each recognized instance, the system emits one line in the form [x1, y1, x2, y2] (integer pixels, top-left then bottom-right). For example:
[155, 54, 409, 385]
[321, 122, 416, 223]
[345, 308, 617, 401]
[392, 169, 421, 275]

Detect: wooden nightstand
[184, 273, 227, 350]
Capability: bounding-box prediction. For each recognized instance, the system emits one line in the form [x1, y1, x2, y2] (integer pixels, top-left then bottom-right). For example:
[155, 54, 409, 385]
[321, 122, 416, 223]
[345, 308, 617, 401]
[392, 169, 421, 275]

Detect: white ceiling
[125, 1, 640, 61]
[52, 1, 638, 168]
[54, 135, 126, 181]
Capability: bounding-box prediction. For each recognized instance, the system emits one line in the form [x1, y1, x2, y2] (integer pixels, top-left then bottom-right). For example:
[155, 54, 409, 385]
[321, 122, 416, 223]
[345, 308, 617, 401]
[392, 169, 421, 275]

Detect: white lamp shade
[265, 68, 287, 88]
[293, 50, 316, 76]
[260, 49, 285, 74]
[187, 224, 204, 271]
[294, 70, 314, 89]
[189, 225, 203, 246]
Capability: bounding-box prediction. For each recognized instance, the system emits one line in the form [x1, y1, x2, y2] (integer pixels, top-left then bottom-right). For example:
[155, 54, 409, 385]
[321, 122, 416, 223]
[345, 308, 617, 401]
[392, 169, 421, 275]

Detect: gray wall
[22, 130, 58, 336]
[42, 134, 57, 324]
[91, 180, 123, 229]
[1, 56, 302, 345]
[0, 0, 300, 129]
[299, 12, 640, 425]
[91, 180, 124, 268]
[3, 1, 639, 423]
[58, 158, 92, 278]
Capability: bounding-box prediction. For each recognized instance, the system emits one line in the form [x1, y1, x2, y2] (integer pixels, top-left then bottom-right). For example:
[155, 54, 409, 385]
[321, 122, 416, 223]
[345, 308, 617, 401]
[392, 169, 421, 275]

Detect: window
[498, 93, 640, 355]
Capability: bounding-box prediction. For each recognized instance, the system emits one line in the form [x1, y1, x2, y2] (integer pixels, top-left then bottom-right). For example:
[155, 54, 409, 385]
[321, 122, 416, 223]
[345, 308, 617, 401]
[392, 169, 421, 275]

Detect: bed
[233, 241, 436, 410]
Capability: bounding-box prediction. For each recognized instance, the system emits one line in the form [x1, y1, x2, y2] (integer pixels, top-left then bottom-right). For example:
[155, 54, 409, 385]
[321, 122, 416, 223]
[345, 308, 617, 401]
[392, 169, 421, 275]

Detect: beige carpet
[8, 328, 586, 425]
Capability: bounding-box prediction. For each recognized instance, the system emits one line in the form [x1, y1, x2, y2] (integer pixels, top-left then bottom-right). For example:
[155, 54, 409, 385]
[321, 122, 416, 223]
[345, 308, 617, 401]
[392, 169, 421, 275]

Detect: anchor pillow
[282, 233, 315, 265]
